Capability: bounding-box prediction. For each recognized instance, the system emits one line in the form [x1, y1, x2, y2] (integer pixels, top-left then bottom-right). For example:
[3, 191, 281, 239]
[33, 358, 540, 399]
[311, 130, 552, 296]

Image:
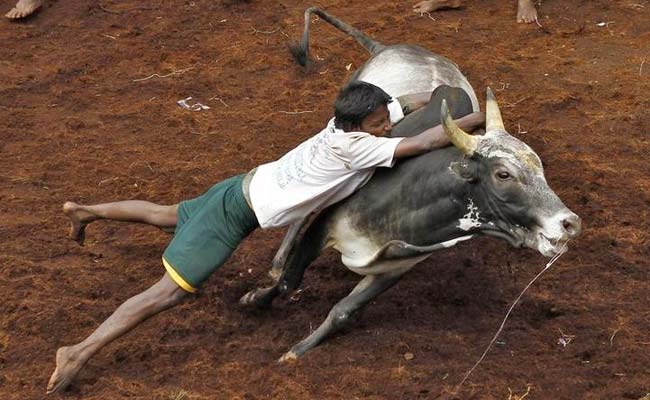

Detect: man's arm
[393, 112, 485, 159]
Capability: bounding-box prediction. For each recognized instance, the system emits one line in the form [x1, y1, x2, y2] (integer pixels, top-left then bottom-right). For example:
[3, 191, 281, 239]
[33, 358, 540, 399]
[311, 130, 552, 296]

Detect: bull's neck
[401, 168, 482, 245]
[368, 150, 485, 246]
[407, 164, 515, 247]
[342, 148, 497, 246]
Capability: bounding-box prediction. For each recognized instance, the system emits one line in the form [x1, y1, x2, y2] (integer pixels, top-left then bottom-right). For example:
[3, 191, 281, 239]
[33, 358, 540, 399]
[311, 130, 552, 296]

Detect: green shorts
[162, 174, 259, 293]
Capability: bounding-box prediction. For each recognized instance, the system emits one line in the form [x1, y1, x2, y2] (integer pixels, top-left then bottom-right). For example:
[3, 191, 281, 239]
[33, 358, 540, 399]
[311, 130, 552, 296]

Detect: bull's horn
[441, 99, 478, 155]
[486, 87, 505, 131]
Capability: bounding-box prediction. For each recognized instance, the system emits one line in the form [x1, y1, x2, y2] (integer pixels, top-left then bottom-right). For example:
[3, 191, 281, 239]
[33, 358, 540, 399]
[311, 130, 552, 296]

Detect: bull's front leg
[269, 217, 310, 280]
[279, 271, 405, 362]
[239, 244, 314, 309]
[240, 217, 325, 309]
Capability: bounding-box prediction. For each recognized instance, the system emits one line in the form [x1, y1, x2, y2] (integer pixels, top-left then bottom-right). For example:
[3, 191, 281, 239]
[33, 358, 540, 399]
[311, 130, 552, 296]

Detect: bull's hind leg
[279, 272, 405, 362]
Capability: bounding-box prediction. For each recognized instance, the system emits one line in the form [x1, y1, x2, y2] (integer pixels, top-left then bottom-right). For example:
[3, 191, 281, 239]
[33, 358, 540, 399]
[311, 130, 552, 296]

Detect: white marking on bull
[331, 216, 379, 264]
[458, 199, 482, 231]
[484, 149, 519, 164]
[439, 235, 474, 248]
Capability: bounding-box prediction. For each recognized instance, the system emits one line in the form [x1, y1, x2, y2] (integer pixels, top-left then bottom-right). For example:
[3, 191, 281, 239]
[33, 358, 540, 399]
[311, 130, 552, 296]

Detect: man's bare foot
[413, 0, 462, 14]
[63, 202, 96, 245]
[5, 0, 42, 19]
[517, 0, 538, 23]
[46, 346, 86, 394]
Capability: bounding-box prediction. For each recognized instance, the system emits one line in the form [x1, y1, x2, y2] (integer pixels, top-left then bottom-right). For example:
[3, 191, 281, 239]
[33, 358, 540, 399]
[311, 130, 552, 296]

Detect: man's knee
[152, 274, 190, 307]
[152, 204, 178, 226]
[166, 285, 188, 304]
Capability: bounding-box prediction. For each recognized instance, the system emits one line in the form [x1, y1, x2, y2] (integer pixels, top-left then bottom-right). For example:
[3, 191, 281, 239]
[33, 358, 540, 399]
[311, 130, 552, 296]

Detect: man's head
[334, 81, 393, 136]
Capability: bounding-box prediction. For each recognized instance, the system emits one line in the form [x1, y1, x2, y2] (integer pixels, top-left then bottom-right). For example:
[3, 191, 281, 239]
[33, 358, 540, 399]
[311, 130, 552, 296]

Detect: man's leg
[5, 0, 42, 19]
[517, 0, 538, 23]
[63, 201, 179, 244]
[46, 272, 188, 394]
[413, 0, 462, 14]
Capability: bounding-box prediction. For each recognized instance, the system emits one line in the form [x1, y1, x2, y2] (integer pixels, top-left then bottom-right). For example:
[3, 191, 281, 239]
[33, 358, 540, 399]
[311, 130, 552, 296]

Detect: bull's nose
[562, 214, 582, 238]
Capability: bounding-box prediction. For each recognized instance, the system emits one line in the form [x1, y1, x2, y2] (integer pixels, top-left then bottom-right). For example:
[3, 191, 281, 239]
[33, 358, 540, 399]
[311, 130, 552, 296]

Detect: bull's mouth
[534, 232, 569, 258]
[480, 223, 568, 257]
[478, 222, 526, 248]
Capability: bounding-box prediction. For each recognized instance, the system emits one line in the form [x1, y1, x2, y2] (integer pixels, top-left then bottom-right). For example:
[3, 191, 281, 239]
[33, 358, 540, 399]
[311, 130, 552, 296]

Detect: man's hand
[456, 111, 485, 133]
[393, 111, 486, 159]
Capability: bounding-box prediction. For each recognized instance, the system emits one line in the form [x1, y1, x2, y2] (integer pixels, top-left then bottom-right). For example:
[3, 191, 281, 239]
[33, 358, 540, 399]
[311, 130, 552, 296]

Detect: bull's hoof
[239, 289, 273, 309]
[268, 266, 282, 280]
[239, 290, 260, 306]
[278, 351, 298, 363]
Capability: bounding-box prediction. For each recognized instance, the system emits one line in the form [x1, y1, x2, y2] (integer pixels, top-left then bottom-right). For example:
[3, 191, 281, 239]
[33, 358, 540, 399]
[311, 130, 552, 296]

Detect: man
[47, 81, 485, 393]
[413, 0, 540, 24]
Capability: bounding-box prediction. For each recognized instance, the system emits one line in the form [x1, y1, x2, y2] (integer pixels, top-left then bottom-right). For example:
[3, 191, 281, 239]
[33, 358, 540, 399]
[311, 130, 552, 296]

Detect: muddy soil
[0, 0, 648, 399]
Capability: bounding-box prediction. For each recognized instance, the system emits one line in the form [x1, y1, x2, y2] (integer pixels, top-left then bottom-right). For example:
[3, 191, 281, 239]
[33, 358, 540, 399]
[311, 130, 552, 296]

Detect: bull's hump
[358, 50, 448, 96]
[356, 45, 479, 110]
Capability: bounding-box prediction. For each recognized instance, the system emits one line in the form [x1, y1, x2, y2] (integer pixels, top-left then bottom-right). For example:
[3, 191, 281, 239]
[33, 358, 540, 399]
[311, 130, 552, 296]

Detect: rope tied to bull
[453, 240, 570, 395]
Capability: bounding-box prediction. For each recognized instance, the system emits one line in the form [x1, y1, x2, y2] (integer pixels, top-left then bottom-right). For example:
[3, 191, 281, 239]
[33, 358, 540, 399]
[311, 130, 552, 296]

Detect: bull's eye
[496, 170, 511, 180]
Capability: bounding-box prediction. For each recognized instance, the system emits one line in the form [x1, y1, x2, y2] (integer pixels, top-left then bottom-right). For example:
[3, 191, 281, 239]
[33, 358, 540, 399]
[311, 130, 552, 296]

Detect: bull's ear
[441, 99, 478, 155]
[450, 160, 478, 182]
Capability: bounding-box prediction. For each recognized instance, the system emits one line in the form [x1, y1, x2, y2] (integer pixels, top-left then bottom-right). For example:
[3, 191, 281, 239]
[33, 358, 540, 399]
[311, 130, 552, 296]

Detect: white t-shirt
[249, 100, 405, 229]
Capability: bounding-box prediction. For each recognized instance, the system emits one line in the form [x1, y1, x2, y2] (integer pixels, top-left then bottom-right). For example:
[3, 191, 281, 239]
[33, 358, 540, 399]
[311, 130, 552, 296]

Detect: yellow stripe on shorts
[162, 257, 197, 293]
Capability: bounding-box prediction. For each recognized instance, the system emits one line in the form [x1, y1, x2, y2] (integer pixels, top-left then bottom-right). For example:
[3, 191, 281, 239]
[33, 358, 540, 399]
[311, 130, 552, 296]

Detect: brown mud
[0, 0, 648, 399]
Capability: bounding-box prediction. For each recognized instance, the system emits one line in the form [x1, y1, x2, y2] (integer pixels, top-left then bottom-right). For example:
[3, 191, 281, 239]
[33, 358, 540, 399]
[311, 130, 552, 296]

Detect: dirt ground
[1, 0, 649, 399]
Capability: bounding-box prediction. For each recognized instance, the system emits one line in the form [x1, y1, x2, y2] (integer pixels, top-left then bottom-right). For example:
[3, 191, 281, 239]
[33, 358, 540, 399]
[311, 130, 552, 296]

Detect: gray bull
[241, 7, 582, 361]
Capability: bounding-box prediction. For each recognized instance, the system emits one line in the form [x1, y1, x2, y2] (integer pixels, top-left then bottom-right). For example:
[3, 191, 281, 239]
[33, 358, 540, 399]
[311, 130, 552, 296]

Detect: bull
[240, 7, 582, 361]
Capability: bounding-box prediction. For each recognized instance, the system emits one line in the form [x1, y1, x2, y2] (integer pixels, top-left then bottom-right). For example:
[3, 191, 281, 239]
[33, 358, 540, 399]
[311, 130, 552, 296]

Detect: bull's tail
[290, 7, 386, 67]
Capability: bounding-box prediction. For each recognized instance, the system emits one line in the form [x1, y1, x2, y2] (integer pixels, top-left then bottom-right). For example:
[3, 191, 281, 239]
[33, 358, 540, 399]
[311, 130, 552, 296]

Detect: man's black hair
[334, 81, 392, 131]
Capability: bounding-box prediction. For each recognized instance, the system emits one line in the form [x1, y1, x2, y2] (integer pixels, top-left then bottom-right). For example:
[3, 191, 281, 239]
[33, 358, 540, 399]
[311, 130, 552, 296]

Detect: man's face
[358, 105, 392, 136]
